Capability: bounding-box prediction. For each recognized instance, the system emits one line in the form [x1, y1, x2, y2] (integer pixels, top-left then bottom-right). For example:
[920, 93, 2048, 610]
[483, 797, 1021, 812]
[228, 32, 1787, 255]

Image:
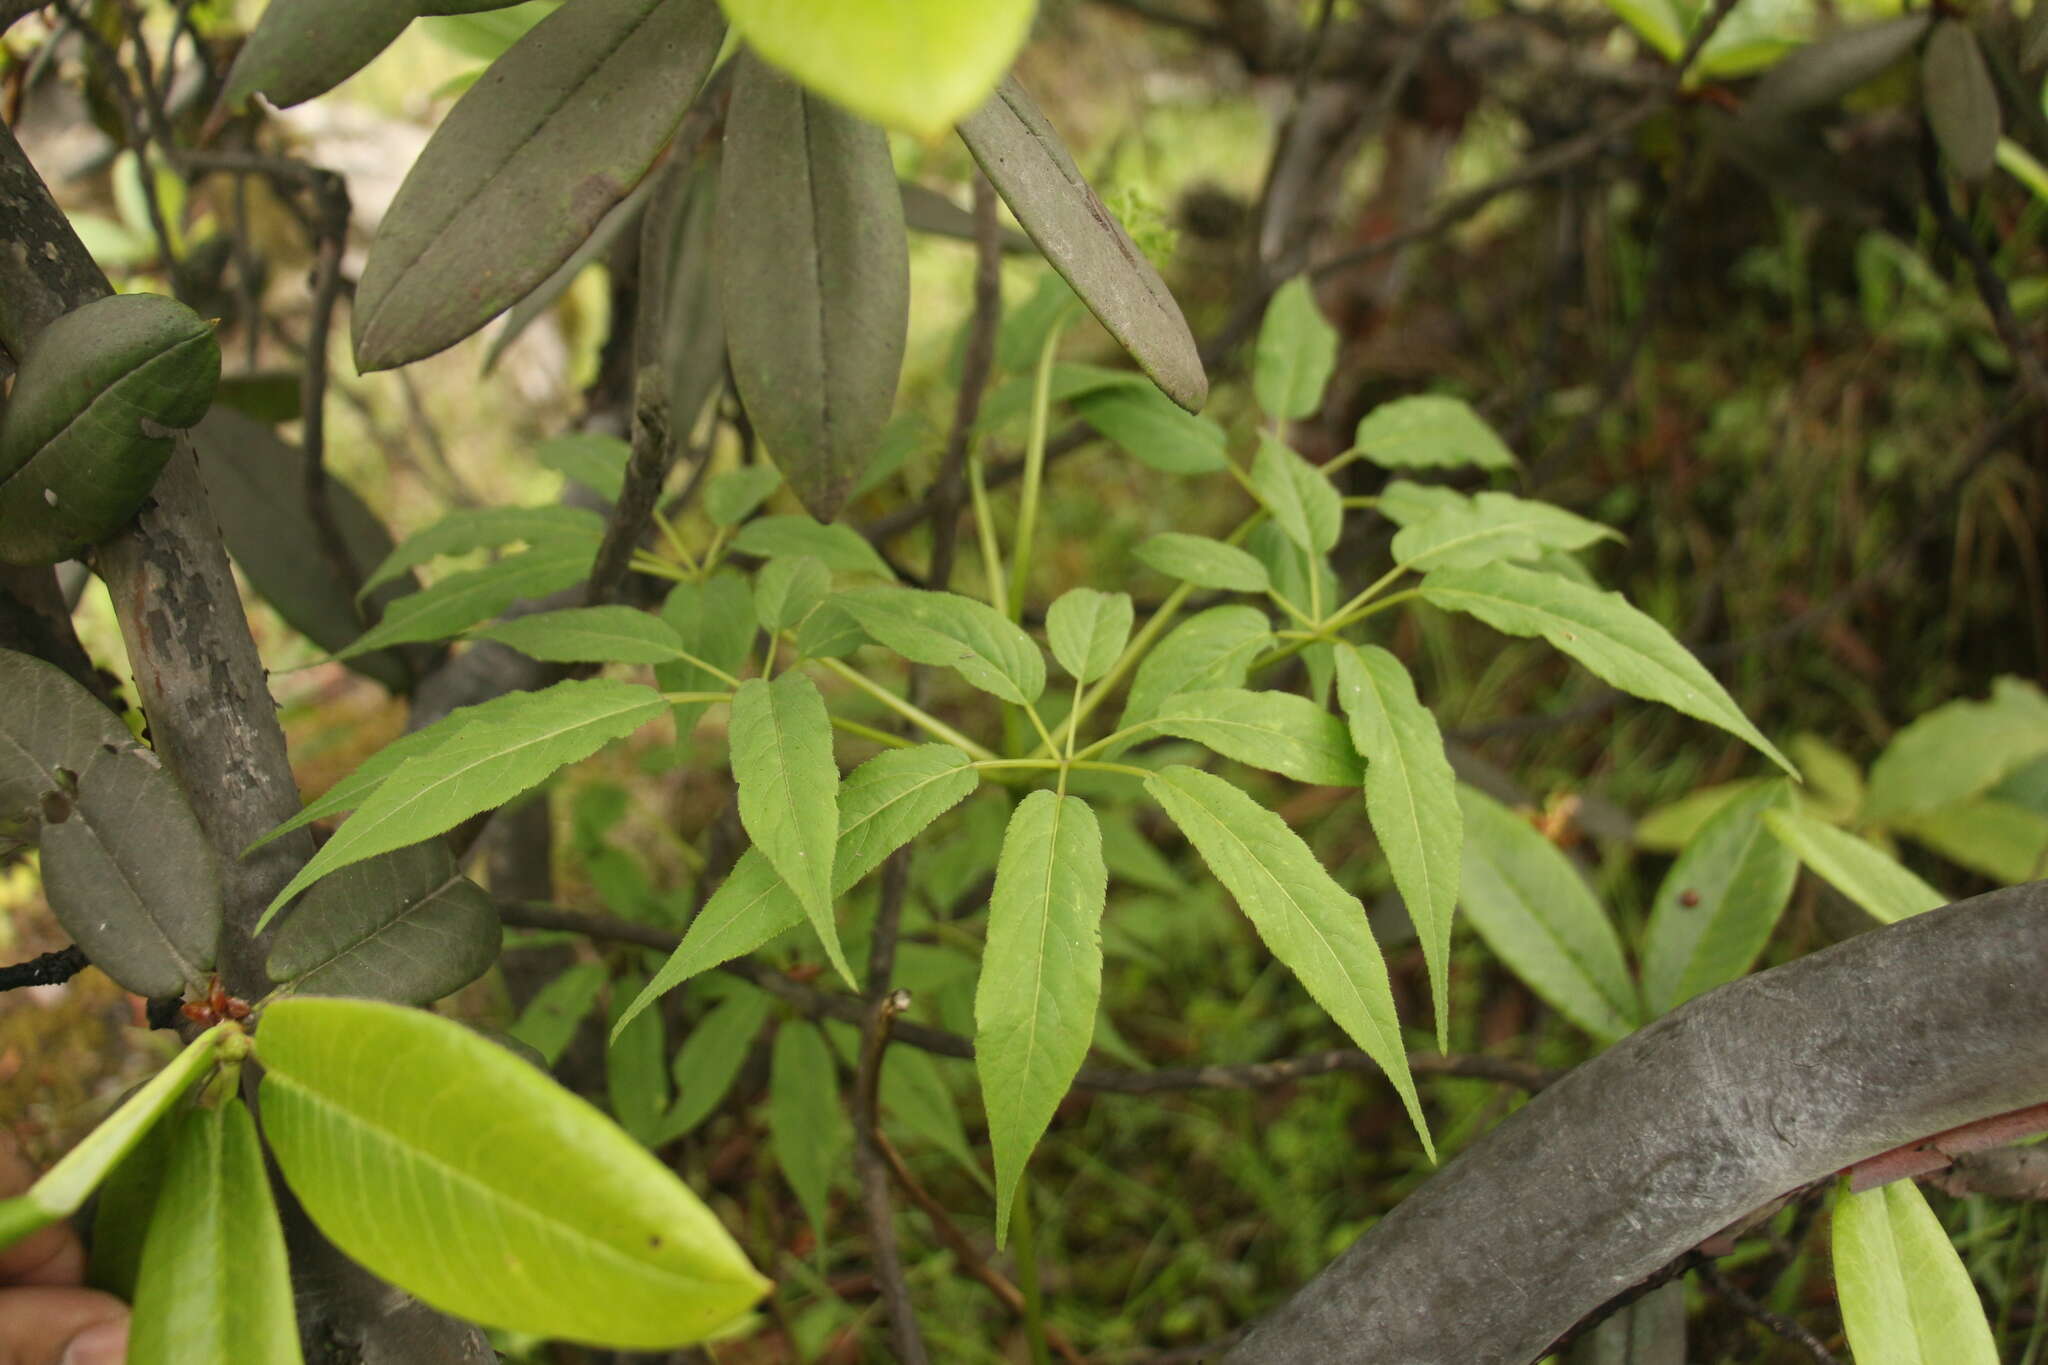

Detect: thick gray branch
[1226, 880, 2048, 1364]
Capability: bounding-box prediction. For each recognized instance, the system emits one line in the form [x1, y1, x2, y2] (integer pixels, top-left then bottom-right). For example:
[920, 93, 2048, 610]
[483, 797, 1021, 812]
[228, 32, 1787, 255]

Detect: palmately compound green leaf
[266, 842, 499, 1005]
[538, 433, 632, 501]
[264, 679, 667, 922]
[330, 540, 600, 661]
[1112, 605, 1272, 746]
[0, 1024, 228, 1253]
[768, 1019, 845, 1242]
[1250, 435, 1341, 556]
[510, 962, 608, 1066]
[354, 0, 726, 370]
[1374, 479, 1470, 527]
[41, 743, 221, 1000]
[130, 1099, 302, 1365]
[607, 972, 670, 1145]
[1254, 275, 1339, 422]
[1457, 785, 1639, 1045]
[1134, 533, 1269, 594]
[1352, 395, 1517, 471]
[1046, 588, 1133, 685]
[1898, 799, 2048, 885]
[1832, 1179, 1999, 1365]
[1923, 21, 2000, 182]
[356, 505, 606, 601]
[1863, 678, 2048, 824]
[720, 0, 1033, 140]
[730, 672, 849, 984]
[704, 465, 784, 528]
[960, 79, 1207, 412]
[258, 997, 769, 1347]
[730, 515, 897, 579]
[753, 556, 832, 634]
[1392, 491, 1621, 573]
[476, 606, 690, 664]
[1070, 384, 1229, 475]
[976, 791, 1106, 1245]
[1761, 809, 1946, 924]
[616, 744, 980, 1034]
[1146, 766, 1430, 1156]
[1133, 688, 1361, 787]
[658, 988, 775, 1142]
[881, 1046, 978, 1180]
[1333, 645, 1460, 1048]
[839, 585, 1046, 705]
[1420, 562, 1793, 775]
[720, 52, 908, 521]
[657, 571, 756, 741]
[224, 0, 412, 108]
[1640, 782, 1797, 1016]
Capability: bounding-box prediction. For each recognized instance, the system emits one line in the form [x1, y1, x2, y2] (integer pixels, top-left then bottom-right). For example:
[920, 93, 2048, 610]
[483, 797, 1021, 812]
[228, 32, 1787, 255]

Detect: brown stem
[851, 990, 930, 1365]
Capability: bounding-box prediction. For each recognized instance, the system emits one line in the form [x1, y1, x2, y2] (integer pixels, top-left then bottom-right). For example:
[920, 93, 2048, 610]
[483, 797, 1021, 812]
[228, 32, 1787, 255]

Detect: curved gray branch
[1226, 880, 2048, 1364]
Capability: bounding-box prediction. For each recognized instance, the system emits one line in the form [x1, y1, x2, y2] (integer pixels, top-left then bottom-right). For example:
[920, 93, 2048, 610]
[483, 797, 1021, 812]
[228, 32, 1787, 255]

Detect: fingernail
[60, 1317, 129, 1365]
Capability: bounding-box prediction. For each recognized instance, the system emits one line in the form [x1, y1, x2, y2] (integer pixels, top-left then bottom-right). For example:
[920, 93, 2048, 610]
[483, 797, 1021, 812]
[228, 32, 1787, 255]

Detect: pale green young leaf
[1640, 782, 1797, 1016]
[510, 962, 607, 1066]
[1333, 645, 1460, 1048]
[86, 1113, 171, 1301]
[264, 679, 668, 922]
[1113, 605, 1272, 746]
[753, 556, 831, 633]
[258, 997, 769, 1347]
[719, 0, 1034, 140]
[729, 672, 848, 986]
[839, 585, 1045, 704]
[1788, 732, 1866, 824]
[1761, 809, 1946, 923]
[1634, 778, 1775, 853]
[1832, 1179, 1999, 1365]
[1420, 562, 1793, 775]
[1146, 766, 1431, 1157]
[768, 1021, 845, 1243]
[1132, 688, 1361, 787]
[1863, 679, 2048, 824]
[1458, 785, 1638, 1044]
[1071, 385, 1229, 475]
[657, 572, 756, 739]
[658, 988, 775, 1143]
[330, 541, 599, 660]
[1046, 588, 1133, 685]
[1352, 395, 1517, 471]
[357, 505, 605, 600]
[1254, 275, 1339, 420]
[538, 433, 632, 501]
[1249, 434, 1340, 556]
[130, 1100, 302, 1365]
[477, 605, 690, 664]
[730, 515, 895, 579]
[607, 972, 670, 1145]
[1392, 491, 1620, 572]
[704, 464, 783, 526]
[1134, 532, 1270, 594]
[976, 791, 1107, 1245]
[1602, 0, 1685, 59]
[0, 1023, 227, 1252]
[1898, 799, 2048, 884]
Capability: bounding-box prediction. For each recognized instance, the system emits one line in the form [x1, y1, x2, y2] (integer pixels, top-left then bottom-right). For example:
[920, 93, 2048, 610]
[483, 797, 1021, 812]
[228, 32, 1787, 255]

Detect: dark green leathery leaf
[353, 0, 726, 371]
[1923, 20, 1999, 181]
[0, 293, 220, 566]
[267, 842, 499, 1005]
[718, 52, 909, 522]
[224, 0, 412, 109]
[637, 151, 726, 440]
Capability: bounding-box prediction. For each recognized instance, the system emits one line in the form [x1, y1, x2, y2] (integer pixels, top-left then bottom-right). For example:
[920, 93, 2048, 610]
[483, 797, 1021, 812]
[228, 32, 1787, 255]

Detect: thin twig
[585, 388, 676, 606]
[1698, 1263, 1844, 1365]
[1920, 121, 2048, 409]
[0, 945, 89, 992]
[298, 168, 363, 602]
[853, 990, 931, 1365]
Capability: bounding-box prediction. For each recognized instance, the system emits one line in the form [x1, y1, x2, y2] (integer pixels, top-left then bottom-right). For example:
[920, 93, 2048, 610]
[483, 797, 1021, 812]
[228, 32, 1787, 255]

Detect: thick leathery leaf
[1457, 785, 1638, 1044]
[357, 505, 606, 601]
[1114, 606, 1272, 741]
[657, 988, 773, 1141]
[1254, 276, 1338, 421]
[729, 672, 849, 984]
[257, 997, 770, 1346]
[0, 294, 219, 565]
[720, 53, 908, 520]
[1333, 645, 1460, 1047]
[130, 1100, 302, 1365]
[1420, 562, 1793, 774]
[1070, 384, 1227, 474]
[1250, 434, 1341, 555]
[264, 679, 666, 920]
[42, 743, 220, 999]
[1046, 588, 1132, 684]
[730, 515, 895, 578]
[768, 1020, 844, 1240]
[191, 410, 417, 692]
[1832, 1180, 1998, 1365]
[1640, 782, 1796, 1016]
[477, 605, 690, 664]
[638, 156, 728, 440]
[1131, 688, 1361, 787]
[267, 842, 499, 1004]
[607, 972, 669, 1144]
[354, 0, 726, 370]
[1147, 766, 1429, 1154]
[1923, 21, 1999, 181]
[1352, 395, 1517, 471]
[1760, 809, 1946, 923]
[976, 791, 1105, 1244]
[224, 0, 411, 108]
[656, 572, 755, 740]
[838, 585, 1046, 704]
[1135, 533, 1269, 593]
[901, 181, 1035, 252]
[962, 79, 1206, 410]
[1391, 491, 1619, 572]
[0, 648, 131, 817]
[329, 540, 599, 661]
[720, 0, 1033, 139]
[485, 173, 658, 374]
[0, 1024, 228, 1252]
[1745, 16, 1931, 118]
[617, 745, 978, 1033]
